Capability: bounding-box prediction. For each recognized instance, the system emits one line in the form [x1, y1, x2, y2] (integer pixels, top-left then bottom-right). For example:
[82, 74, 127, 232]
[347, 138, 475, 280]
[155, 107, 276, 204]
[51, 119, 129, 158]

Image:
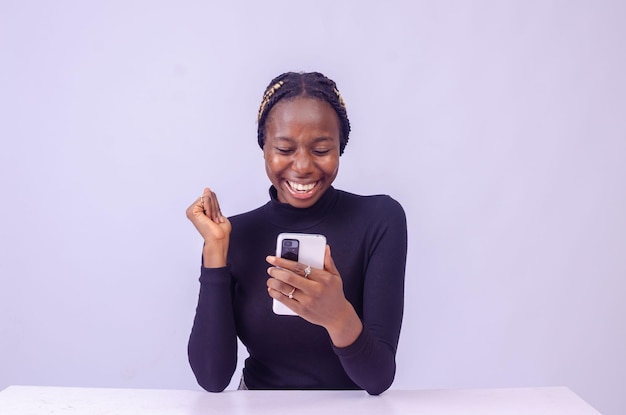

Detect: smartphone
[272, 233, 327, 315]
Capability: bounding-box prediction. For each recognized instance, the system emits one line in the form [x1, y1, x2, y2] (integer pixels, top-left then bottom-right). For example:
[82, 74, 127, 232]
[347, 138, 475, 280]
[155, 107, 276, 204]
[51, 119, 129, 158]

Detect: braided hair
[257, 72, 351, 155]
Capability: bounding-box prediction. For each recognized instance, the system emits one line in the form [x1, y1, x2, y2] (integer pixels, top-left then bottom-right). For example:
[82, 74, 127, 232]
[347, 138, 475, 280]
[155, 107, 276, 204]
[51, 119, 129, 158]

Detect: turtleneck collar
[263, 185, 339, 230]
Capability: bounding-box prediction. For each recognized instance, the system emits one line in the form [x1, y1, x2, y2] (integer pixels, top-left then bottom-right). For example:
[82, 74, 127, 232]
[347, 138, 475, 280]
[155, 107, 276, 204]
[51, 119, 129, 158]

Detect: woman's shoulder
[332, 189, 407, 239]
[333, 189, 406, 229]
[335, 188, 405, 213]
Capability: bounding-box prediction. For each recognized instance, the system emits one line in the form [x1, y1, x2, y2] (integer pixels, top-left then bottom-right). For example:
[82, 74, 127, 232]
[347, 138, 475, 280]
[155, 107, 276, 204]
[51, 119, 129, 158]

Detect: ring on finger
[288, 287, 296, 299]
[303, 265, 311, 278]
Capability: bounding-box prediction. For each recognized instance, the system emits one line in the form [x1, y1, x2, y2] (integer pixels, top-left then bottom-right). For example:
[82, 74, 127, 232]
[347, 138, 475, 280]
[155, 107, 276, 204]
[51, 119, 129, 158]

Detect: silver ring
[288, 287, 296, 299]
[303, 265, 311, 278]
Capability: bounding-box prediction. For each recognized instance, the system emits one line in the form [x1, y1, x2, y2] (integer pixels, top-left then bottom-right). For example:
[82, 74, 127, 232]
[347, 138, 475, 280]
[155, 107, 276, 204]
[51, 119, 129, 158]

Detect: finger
[203, 188, 215, 219]
[267, 266, 310, 291]
[210, 190, 224, 223]
[267, 287, 301, 312]
[202, 188, 223, 223]
[324, 245, 340, 276]
[186, 195, 207, 220]
[207, 190, 224, 223]
[268, 256, 318, 280]
[266, 255, 297, 272]
[200, 189, 208, 213]
[292, 261, 313, 279]
[267, 286, 283, 300]
[211, 194, 223, 223]
[203, 188, 215, 220]
[266, 277, 297, 298]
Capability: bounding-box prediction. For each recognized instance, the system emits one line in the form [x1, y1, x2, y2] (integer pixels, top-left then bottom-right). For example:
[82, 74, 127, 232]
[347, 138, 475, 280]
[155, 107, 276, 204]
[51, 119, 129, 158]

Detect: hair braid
[257, 72, 351, 155]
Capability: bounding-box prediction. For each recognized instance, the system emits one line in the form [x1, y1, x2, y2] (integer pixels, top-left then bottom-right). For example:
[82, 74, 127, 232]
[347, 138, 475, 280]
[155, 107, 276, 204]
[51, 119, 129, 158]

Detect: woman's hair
[257, 72, 351, 155]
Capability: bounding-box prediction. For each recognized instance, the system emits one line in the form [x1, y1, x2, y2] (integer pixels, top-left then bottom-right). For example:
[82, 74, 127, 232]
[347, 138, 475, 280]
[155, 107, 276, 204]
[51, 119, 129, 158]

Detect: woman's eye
[275, 147, 294, 154]
[313, 149, 330, 155]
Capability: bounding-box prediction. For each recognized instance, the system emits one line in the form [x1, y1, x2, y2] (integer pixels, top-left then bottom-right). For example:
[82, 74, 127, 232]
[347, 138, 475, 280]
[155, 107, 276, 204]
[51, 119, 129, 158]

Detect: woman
[186, 72, 407, 395]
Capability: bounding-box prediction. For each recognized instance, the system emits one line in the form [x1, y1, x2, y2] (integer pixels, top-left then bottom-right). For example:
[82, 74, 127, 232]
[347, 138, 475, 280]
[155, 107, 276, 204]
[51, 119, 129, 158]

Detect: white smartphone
[272, 233, 327, 316]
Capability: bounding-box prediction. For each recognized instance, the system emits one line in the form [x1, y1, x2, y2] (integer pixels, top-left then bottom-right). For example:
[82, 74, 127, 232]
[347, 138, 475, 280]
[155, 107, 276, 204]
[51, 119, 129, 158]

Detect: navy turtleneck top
[188, 186, 407, 395]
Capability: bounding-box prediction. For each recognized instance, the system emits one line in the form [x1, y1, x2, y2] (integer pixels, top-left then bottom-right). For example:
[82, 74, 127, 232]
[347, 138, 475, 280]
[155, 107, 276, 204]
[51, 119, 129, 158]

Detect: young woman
[186, 72, 407, 395]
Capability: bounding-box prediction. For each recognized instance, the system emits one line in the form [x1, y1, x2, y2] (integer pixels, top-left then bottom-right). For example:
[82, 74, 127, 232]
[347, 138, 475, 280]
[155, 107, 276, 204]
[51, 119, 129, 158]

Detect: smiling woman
[185, 72, 408, 395]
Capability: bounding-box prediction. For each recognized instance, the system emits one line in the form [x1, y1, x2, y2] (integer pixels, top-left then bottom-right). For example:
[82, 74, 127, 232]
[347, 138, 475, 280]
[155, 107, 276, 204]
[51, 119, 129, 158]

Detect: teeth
[288, 181, 316, 192]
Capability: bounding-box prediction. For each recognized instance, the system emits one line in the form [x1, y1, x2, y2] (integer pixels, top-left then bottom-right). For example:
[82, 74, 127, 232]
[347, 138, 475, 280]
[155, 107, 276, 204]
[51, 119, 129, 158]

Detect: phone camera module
[281, 239, 299, 261]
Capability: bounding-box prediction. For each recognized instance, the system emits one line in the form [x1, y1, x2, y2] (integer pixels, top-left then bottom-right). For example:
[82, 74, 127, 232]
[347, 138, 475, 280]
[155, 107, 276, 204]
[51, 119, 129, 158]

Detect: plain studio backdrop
[1, 1, 625, 414]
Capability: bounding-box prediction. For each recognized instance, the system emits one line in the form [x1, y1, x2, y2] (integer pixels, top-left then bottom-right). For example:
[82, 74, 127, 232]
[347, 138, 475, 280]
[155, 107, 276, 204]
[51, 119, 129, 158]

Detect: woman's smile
[284, 180, 320, 200]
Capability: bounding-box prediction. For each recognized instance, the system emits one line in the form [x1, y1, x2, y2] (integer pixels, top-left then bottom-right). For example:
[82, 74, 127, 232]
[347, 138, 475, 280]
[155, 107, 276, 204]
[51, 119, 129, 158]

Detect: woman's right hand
[186, 187, 232, 268]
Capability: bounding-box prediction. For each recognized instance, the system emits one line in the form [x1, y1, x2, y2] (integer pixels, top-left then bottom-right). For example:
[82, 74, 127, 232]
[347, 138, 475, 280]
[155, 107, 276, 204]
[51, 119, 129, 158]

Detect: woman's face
[263, 97, 341, 208]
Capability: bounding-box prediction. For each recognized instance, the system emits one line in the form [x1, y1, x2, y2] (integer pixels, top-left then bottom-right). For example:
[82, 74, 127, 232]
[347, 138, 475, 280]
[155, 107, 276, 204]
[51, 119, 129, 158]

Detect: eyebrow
[274, 136, 334, 143]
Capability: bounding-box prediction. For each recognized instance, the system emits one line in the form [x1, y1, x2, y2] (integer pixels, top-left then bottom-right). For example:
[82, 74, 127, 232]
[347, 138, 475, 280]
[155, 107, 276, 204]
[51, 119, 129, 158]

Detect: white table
[0, 385, 601, 415]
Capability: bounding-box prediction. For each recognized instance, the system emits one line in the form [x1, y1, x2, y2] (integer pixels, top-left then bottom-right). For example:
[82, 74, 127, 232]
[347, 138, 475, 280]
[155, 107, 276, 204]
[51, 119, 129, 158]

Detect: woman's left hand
[266, 245, 363, 348]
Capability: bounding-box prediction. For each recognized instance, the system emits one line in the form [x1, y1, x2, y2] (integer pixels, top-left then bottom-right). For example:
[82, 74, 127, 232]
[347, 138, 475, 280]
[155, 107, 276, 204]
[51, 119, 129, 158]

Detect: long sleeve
[187, 266, 238, 392]
[333, 196, 408, 395]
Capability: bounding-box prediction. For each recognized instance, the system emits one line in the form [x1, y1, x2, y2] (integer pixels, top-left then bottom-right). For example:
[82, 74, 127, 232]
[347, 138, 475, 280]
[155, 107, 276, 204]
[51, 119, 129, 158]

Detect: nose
[292, 149, 314, 175]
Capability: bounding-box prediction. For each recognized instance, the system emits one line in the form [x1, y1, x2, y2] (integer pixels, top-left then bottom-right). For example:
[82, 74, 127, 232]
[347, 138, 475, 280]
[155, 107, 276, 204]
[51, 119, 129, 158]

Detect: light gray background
[1, 1, 624, 414]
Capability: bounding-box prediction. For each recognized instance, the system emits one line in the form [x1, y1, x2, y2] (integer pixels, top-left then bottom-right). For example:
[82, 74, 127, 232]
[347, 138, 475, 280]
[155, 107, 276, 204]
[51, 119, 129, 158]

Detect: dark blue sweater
[188, 186, 407, 395]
